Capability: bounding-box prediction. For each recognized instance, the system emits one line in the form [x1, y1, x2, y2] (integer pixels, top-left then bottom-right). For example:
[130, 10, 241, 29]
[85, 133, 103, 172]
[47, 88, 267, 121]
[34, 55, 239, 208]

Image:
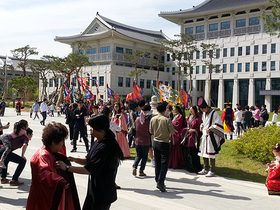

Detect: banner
[169, 87, 178, 105]
[158, 83, 170, 102]
[133, 81, 143, 101]
[77, 77, 87, 93]
[181, 88, 190, 108]
[107, 84, 115, 101]
[5, 55, 13, 65]
[84, 86, 95, 101]
[152, 86, 162, 103]
[63, 84, 71, 101]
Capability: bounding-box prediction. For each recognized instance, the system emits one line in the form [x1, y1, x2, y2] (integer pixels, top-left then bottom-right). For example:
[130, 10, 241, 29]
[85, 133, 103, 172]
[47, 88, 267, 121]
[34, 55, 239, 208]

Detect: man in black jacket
[260, 104, 268, 127]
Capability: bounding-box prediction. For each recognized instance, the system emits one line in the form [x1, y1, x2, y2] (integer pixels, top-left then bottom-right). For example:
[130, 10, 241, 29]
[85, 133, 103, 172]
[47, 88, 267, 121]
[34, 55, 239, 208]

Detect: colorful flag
[169, 87, 178, 105]
[152, 86, 162, 103]
[5, 55, 13, 65]
[0, 59, 4, 67]
[71, 82, 76, 102]
[77, 77, 87, 93]
[107, 84, 115, 100]
[133, 81, 143, 101]
[181, 89, 190, 108]
[84, 86, 95, 101]
[63, 84, 71, 101]
[158, 83, 170, 102]
[126, 92, 135, 101]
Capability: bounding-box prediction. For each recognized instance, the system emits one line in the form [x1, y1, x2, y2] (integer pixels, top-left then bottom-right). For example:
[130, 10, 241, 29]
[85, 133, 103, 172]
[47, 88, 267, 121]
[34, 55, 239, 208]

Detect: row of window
[76, 46, 134, 55]
[185, 17, 259, 34]
[194, 61, 277, 74]
[48, 77, 105, 87]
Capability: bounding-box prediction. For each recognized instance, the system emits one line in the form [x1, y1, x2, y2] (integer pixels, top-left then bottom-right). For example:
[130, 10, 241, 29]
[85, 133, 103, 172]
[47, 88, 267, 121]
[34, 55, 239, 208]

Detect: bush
[233, 124, 280, 163]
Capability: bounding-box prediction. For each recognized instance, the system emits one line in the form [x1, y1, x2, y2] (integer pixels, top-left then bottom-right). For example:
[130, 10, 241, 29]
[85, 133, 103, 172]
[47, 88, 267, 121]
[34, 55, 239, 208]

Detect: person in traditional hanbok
[112, 103, 130, 158]
[221, 102, 234, 139]
[181, 106, 203, 173]
[197, 98, 224, 177]
[26, 122, 80, 210]
[168, 105, 185, 169]
[266, 143, 280, 195]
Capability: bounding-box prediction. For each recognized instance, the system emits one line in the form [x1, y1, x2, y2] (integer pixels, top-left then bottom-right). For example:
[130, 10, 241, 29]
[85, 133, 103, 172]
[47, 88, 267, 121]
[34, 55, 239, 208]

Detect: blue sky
[0, 0, 204, 59]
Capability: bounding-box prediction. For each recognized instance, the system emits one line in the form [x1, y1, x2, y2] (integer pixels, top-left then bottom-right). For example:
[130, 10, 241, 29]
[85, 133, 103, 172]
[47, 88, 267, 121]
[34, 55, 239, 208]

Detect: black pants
[153, 141, 170, 186]
[73, 126, 89, 151]
[68, 124, 74, 140]
[182, 146, 202, 173]
[40, 111, 47, 125]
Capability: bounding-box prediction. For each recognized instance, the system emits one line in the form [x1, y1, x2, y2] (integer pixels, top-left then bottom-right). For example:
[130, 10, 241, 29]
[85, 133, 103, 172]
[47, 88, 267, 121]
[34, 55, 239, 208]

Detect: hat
[197, 97, 208, 109]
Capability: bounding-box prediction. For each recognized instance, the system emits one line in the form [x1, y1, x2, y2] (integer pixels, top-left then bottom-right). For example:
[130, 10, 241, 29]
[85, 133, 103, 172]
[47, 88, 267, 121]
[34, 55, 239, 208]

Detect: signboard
[259, 90, 280, 96]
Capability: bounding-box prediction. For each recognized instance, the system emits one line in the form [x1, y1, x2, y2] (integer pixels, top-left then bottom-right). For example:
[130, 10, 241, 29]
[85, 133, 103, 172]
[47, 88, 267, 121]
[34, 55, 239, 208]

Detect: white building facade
[160, 0, 280, 111]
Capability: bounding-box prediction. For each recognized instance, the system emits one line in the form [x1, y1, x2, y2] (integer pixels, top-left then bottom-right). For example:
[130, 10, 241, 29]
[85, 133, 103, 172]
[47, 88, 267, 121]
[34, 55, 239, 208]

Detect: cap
[197, 97, 208, 109]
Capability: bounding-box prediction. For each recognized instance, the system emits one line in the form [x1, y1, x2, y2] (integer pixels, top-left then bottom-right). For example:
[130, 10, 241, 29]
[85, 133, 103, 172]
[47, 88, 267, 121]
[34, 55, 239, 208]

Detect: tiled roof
[160, 0, 267, 15]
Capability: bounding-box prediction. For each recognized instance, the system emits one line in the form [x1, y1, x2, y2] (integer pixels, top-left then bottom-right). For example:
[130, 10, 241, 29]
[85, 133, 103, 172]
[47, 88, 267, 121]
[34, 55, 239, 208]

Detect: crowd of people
[0, 97, 279, 209]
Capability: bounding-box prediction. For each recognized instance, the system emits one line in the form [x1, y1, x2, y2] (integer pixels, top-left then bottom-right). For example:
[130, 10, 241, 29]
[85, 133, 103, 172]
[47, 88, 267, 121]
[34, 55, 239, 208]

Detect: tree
[200, 43, 221, 106]
[148, 39, 170, 88]
[11, 45, 39, 77]
[8, 76, 37, 102]
[123, 50, 149, 83]
[262, 0, 280, 36]
[71, 40, 90, 54]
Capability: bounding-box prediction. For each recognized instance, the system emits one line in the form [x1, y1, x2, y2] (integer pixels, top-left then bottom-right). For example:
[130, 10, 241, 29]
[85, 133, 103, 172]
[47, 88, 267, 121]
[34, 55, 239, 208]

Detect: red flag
[126, 92, 135, 101]
[181, 89, 190, 108]
[133, 81, 143, 100]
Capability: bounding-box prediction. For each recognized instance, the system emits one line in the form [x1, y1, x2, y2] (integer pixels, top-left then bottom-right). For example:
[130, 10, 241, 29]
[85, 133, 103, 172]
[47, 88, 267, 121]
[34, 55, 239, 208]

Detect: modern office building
[51, 13, 171, 102]
[160, 0, 280, 111]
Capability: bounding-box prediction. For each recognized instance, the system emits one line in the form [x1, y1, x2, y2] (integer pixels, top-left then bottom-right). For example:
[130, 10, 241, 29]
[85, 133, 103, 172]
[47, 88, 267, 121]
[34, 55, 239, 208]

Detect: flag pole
[2, 55, 7, 99]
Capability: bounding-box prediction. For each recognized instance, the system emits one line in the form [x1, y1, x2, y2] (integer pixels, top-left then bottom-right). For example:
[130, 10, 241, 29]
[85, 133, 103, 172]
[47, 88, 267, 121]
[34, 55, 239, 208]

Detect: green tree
[200, 43, 221, 106]
[262, 0, 280, 36]
[8, 76, 37, 102]
[11, 45, 39, 77]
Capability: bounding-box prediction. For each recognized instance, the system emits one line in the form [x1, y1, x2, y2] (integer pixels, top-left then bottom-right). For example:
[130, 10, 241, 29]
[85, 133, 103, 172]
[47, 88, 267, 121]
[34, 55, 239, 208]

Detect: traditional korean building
[159, 0, 280, 111]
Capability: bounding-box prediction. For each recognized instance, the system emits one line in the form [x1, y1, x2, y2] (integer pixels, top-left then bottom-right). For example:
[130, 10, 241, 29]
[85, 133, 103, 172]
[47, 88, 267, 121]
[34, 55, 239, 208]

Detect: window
[223, 48, 227, 57]
[165, 81, 168, 86]
[116, 63, 123, 66]
[118, 77, 123, 87]
[196, 66, 199, 74]
[172, 81, 175, 89]
[271, 43, 276, 53]
[172, 67, 175, 75]
[249, 17, 259, 26]
[246, 46, 250, 55]
[254, 45, 258, 54]
[216, 66, 220, 72]
[140, 79, 144, 88]
[238, 47, 242, 56]
[190, 52, 194, 59]
[183, 80, 187, 90]
[203, 51, 206, 59]
[49, 79, 53, 87]
[167, 54, 170, 61]
[100, 46, 110, 53]
[126, 78, 130, 87]
[223, 64, 227, 73]
[230, 64, 234, 72]
[236, 19, 246, 27]
[152, 80, 156, 87]
[75, 50, 84, 55]
[262, 62, 267, 71]
[91, 77, 97, 86]
[216, 49, 220, 58]
[271, 61, 276, 71]
[238, 63, 242, 72]
[146, 80, 151, 89]
[202, 65, 206, 74]
[262, 44, 267, 54]
[196, 51, 200, 59]
[116, 47, 123, 53]
[87, 48, 96, 54]
[196, 25, 204, 33]
[99, 76, 104, 86]
[230, 47, 235, 56]
[166, 67, 170, 72]
[245, 63, 250, 72]
[209, 23, 218, 31]
[100, 63, 110, 66]
[60, 78, 64, 85]
[221, 21, 230, 30]
[185, 27, 193, 34]
[254, 62, 258, 71]
[72, 78, 77, 86]
[126, 49, 132, 54]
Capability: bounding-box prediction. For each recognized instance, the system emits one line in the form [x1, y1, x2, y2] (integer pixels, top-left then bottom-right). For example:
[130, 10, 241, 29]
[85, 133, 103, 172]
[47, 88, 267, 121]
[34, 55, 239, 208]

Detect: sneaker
[139, 173, 146, 176]
[0, 162, 6, 169]
[156, 184, 167, 192]
[197, 169, 208, 175]
[1, 178, 9, 184]
[205, 171, 215, 177]
[70, 148, 77, 152]
[151, 159, 155, 167]
[132, 168, 136, 176]
[9, 180, 24, 186]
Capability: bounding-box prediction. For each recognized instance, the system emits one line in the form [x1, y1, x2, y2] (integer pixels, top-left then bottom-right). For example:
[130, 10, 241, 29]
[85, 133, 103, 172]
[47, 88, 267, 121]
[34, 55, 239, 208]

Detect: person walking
[0, 99, 6, 116]
[254, 104, 261, 127]
[149, 102, 175, 192]
[272, 110, 278, 125]
[16, 100, 22, 116]
[234, 106, 243, 137]
[197, 97, 224, 177]
[32, 100, 40, 120]
[243, 106, 253, 130]
[260, 104, 269, 127]
[40, 99, 48, 126]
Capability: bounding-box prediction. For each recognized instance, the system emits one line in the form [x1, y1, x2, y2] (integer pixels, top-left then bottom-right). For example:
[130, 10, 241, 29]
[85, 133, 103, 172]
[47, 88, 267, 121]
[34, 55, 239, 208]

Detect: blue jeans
[0, 148, 26, 181]
[33, 111, 40, 120]
[133, 145, 149, 173]
[236, 122, 242, 135]
[153, 141, 170, 185]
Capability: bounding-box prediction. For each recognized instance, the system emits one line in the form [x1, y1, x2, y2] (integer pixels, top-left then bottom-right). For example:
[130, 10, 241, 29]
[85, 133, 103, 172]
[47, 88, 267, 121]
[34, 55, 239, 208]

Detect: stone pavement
[0, 108, 278, 210]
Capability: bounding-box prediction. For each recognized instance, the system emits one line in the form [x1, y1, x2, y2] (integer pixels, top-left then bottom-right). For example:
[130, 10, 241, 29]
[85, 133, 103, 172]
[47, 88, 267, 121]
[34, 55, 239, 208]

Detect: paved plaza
[0, 108, 278, 210]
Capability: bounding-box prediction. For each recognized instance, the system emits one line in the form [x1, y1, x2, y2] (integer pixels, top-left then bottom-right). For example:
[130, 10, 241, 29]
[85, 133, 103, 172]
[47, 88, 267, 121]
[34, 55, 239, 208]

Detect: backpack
[264, 112, 269, 121]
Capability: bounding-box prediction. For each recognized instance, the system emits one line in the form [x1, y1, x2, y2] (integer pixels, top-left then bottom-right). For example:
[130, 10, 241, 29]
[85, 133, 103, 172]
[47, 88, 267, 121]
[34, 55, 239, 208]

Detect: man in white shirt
[40, 99, 49, 126]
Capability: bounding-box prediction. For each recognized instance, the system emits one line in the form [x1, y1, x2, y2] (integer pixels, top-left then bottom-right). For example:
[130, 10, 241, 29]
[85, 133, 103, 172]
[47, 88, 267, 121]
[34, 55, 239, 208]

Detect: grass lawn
[130, 140, 268, 184]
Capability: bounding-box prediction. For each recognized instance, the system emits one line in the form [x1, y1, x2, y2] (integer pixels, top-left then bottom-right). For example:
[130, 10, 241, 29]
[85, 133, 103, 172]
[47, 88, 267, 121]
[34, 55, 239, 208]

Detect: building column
[248, 78, 255, 106]
[265, 78, 272, 112]
[233, 79, 239, 106]
[218, 79, 224, 110]
[192, 79, 197, 106]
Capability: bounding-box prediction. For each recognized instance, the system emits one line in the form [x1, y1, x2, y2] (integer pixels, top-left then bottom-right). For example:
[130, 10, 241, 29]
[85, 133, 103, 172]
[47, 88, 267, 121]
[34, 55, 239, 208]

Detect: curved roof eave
[54, 31, 112, 43]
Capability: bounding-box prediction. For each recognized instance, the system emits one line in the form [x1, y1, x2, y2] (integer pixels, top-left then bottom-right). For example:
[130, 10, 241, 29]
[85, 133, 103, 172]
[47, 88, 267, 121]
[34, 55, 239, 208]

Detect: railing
[194, 33, 205, 40]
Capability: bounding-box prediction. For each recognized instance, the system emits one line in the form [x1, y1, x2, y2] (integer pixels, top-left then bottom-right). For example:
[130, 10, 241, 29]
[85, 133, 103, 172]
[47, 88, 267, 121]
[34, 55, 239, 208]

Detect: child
[57, 106, 61, 117]
[0, 120, 28, 168]
[50, 103, 55, 117]
[266, 143, 280, 195]
[272, 110, 278, 125]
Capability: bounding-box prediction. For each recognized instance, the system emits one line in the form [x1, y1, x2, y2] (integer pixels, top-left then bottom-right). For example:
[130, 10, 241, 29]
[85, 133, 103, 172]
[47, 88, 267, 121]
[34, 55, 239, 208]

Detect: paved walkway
[0, 108, 278, 210]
